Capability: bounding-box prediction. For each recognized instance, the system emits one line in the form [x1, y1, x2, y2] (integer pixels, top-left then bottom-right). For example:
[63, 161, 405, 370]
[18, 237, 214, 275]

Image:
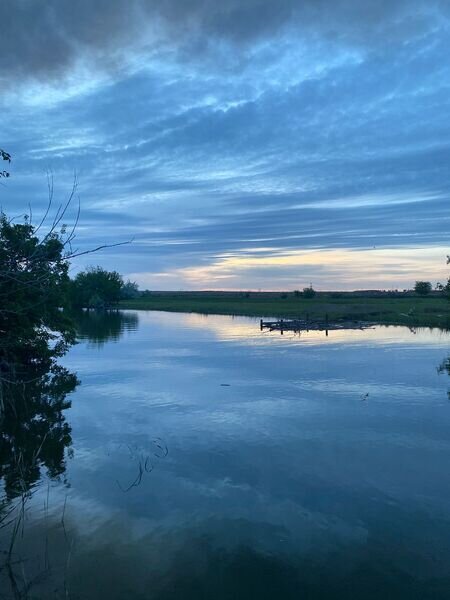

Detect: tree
[0, 212, 75, 374]
[120, 279, 139, 299]
[0, 152, 131, 510]
[414, 281, 432, 296]
[71, 266, 124, 308]
[444, 256, 450, 299]
[303, 286, 316, 299]
[0, 206, 79, 499]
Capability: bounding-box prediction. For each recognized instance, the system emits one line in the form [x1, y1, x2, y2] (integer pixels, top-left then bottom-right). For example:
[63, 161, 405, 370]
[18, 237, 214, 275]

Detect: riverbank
[120, 292, 450, 328]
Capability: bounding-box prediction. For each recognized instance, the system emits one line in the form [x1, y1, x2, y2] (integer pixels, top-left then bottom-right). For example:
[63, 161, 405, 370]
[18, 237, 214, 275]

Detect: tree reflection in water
[0, 310, 139, 499]
[0, 310, 141, 597]
[438, 356, 450, 375]
[0, 362, 78, 501]
[74, 309, 139, 346]
[0, 358, 77, 597]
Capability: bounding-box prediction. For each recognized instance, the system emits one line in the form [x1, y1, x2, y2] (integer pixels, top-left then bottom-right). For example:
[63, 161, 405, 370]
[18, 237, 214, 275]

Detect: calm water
[1, 311, 450, 599]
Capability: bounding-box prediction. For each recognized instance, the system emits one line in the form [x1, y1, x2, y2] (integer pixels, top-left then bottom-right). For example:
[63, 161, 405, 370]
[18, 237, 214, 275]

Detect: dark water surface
[1, 311, 450, 599]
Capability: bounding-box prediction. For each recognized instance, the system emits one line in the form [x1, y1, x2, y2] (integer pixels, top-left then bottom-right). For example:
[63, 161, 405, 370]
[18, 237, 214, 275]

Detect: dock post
[260, 319, 263, 330]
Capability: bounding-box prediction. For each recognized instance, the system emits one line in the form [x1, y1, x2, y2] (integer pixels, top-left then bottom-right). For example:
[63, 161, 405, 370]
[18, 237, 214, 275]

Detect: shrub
[71, 267, 124, 308]
[303, 286, 316, 299]
[414, 281, 432, 296]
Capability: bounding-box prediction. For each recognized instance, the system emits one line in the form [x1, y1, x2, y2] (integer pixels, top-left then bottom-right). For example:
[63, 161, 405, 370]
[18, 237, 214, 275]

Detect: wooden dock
[260, 316, 372, 335]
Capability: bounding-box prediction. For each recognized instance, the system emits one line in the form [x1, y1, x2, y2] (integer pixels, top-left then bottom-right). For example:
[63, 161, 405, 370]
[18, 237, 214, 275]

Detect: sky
[1, 0, 449, 290]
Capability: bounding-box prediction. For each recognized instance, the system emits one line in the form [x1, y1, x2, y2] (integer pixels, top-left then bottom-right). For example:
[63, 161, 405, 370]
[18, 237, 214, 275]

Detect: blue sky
[1, 0, 449, 290]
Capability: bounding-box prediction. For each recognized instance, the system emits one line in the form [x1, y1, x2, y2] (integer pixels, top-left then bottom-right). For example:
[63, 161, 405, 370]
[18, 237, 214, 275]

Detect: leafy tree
[71, 266, 124, 308]
[414, 281, 432, 296]
[303, 286, 316, 299]
[0, 203, 79, 500]
[121, 279, 139, 299]
[444, 256, 450, 299]
[0, 212, 75, 373]
[0, 150, 129, 504]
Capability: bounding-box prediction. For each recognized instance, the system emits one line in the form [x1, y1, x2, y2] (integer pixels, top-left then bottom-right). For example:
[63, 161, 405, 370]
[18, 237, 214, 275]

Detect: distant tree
[120, 279, 139, 299]
[293, 290, 301, 297]
[302, 286, 316, 299]
[71, 267, 124, 308]
[414, 281, 432, 296]
[444, 256, 450, 300]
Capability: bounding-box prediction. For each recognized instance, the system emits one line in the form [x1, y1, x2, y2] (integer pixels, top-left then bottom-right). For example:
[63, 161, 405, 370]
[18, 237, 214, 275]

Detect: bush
[71, 267, 124, 308]
[414, 281, 432, 296]
[121, 280, 139, 299]
[302, 286, 316, 299]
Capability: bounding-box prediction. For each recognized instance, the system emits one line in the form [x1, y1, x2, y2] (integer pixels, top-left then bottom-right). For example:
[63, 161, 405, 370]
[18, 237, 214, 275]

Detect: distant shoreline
[119, 291, 450, 328]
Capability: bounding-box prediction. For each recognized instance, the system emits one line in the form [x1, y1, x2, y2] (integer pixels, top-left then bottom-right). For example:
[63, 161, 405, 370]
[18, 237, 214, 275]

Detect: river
[1, 310, 449, 599]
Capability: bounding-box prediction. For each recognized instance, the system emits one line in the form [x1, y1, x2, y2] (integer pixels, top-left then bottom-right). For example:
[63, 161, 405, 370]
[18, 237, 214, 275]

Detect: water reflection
[0, 363, 78, 501]
[1, 311, 450, 599]
[151, 311, 449, 346]
[74, 309, 139, 346]
[438, 356, 450, 375]
[438, 355, 450, 400]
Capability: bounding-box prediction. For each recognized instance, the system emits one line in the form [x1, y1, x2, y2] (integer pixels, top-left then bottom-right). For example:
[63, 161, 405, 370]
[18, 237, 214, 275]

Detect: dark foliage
[302, 286, 316, 299]
[0, 213, 75, 373]
[0, 209, 79, 498]
[414, 281, 432, 296]
[71, 266, 124, 309]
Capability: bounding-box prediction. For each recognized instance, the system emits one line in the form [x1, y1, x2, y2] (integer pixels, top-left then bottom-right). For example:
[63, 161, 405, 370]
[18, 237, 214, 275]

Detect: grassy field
[120, 292, 450, 328]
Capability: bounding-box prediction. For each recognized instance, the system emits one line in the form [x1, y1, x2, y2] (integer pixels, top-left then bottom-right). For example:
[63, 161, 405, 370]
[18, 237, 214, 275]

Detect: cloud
[1, 1, 449, 289]
[130, 246, 449, 290]
[1, 0, 447, 89]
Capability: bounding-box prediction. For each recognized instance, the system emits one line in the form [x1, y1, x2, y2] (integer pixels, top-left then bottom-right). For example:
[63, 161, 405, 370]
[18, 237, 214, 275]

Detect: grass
[120, 292, 450, 328]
